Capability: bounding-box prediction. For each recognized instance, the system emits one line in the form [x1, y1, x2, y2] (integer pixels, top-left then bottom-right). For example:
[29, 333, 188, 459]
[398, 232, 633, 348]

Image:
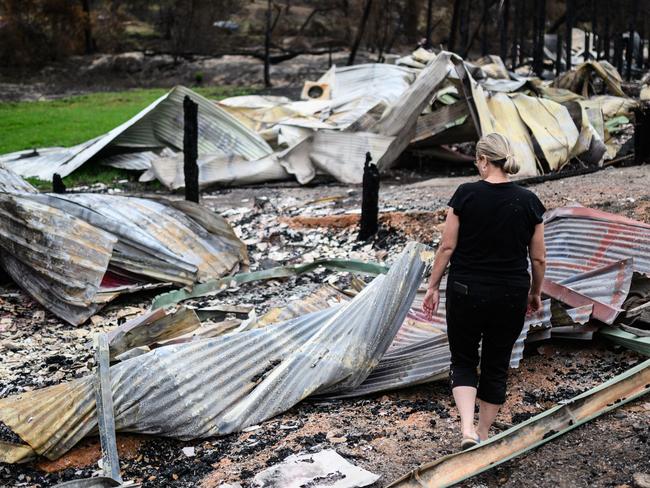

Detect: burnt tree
[347, 0, 373, 66]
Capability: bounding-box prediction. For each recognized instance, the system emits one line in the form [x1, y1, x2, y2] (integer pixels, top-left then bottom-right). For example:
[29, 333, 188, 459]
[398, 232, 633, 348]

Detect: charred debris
[1, 19, 650, 488]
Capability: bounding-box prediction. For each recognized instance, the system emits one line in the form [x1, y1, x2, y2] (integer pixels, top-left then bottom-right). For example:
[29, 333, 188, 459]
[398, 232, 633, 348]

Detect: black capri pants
[445, 279, 528, 405]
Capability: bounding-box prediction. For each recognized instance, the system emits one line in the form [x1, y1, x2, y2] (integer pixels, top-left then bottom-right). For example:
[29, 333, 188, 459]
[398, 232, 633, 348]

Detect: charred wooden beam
[565, 0, 575, 70]
[52, 174, 66, 194]
[183, 96, 199, 204]
[358, 152, 380, 241]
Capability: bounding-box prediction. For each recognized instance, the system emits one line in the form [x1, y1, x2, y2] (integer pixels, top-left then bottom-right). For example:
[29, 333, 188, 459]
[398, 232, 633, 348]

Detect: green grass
[1, 85, 257, 188]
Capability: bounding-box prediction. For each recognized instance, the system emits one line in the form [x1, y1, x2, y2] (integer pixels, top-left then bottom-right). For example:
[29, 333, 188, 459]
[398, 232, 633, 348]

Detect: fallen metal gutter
[387, 358, 650, 488]
[151, 258, 389, 309]
[599, 326, 650, 356]
[542, 278, 624, 324]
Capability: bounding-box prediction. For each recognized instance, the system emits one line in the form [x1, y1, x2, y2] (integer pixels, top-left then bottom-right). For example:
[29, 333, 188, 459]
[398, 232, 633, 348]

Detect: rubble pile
[0, 49, 640, 191]
[0, 47, 649, 488]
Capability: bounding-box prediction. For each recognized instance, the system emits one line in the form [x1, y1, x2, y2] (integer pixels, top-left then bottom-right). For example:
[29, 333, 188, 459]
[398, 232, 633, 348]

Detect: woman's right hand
[527, 293, 542, 313]
[423, 287, 440, 321]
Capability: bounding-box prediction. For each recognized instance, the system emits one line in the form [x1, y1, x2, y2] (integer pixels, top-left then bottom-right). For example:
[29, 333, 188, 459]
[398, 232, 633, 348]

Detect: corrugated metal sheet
[0, 193, 117, 324]
[542, 206, 650, 325]
[0, 171, 248, 324]
[0, 86, 273, 181]
[544, 206, 650, 281]
[0, 166, 38, 193]
[0, 242, 429, 461]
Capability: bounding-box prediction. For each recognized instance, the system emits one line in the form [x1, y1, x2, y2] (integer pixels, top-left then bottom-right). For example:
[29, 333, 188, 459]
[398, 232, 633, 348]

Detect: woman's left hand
[423, 287, 440, 321]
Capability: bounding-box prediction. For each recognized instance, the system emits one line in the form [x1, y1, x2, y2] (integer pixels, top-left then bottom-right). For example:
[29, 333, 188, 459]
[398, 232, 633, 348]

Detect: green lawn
[0, 86, 256, 188]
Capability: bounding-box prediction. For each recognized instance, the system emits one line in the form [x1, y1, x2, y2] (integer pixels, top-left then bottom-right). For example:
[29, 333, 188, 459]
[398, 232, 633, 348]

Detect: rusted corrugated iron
[544, 206, 650, 282]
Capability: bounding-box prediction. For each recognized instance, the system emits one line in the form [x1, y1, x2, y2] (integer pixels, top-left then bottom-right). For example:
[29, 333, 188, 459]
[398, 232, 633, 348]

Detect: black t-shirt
[447, 180, 546, 289]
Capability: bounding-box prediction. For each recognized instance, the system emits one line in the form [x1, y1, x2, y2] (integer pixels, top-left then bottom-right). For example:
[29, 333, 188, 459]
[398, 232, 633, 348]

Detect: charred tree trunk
[634, 105, 650, 164]
[615, 34, 624, 73]
[183, 96, 199, 204]
[565, 0, 575, 70]
[481, 0, 490, 56]
[511, 0, 522, 68]
[498, 0, 510, 61]
[80, 0, 94, 55]
[347, 0, 373, 66]
[626, 0, 639, 81]
[448, 0, 462, 52]
[459, 0, 470, 55]
[534, 0, 546, 76]
[591, 0, 598, 57]
[556, 31, 563, 75]
[264, 0, 272, 87]
[425, 0, 434, 48]
[602, 0, 610, 60]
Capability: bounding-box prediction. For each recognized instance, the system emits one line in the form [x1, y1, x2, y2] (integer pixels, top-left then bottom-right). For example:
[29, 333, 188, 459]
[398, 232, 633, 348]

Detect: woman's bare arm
[423, 208, 459, 318]
[428, 208, 460, 290]
[528, 222, 546, 310]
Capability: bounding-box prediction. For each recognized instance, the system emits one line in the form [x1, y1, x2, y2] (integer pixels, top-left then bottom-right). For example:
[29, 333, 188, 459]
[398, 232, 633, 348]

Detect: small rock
[182, 446, 195, 457]
[90, 315, 104, 326]
[633, 473, 650, 488]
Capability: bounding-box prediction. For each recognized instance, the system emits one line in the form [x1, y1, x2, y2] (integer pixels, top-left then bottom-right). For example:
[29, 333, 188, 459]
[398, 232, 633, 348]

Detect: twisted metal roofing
[0, 242, 429, 461]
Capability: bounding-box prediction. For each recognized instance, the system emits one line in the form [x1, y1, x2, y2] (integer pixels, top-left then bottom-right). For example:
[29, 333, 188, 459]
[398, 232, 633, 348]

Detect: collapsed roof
[0, 167, 248, 325]
[0, 51, 637, 190]
[0, 203, 648, 464]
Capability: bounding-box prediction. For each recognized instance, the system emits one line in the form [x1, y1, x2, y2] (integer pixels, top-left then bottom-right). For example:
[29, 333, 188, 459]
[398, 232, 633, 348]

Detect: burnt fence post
[52, 173, 66, 194]
[183, 95, 199, 204]
[358, 152, 380, 241]
[634, 104, 650, 164]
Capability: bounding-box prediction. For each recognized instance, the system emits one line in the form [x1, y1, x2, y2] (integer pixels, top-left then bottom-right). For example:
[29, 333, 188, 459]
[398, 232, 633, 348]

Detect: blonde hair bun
[476, 132, 520, 175]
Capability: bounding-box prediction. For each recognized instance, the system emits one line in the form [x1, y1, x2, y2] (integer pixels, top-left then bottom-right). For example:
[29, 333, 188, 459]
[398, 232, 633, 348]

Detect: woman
[423, 132, 546, 450]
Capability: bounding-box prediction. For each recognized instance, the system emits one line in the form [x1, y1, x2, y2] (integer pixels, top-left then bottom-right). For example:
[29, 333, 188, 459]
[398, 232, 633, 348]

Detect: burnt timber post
[52, 173, 66, 194]
[634, 105, 650, 164]
[183, 95, 199, 204]
[358, 152, 380, 241]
